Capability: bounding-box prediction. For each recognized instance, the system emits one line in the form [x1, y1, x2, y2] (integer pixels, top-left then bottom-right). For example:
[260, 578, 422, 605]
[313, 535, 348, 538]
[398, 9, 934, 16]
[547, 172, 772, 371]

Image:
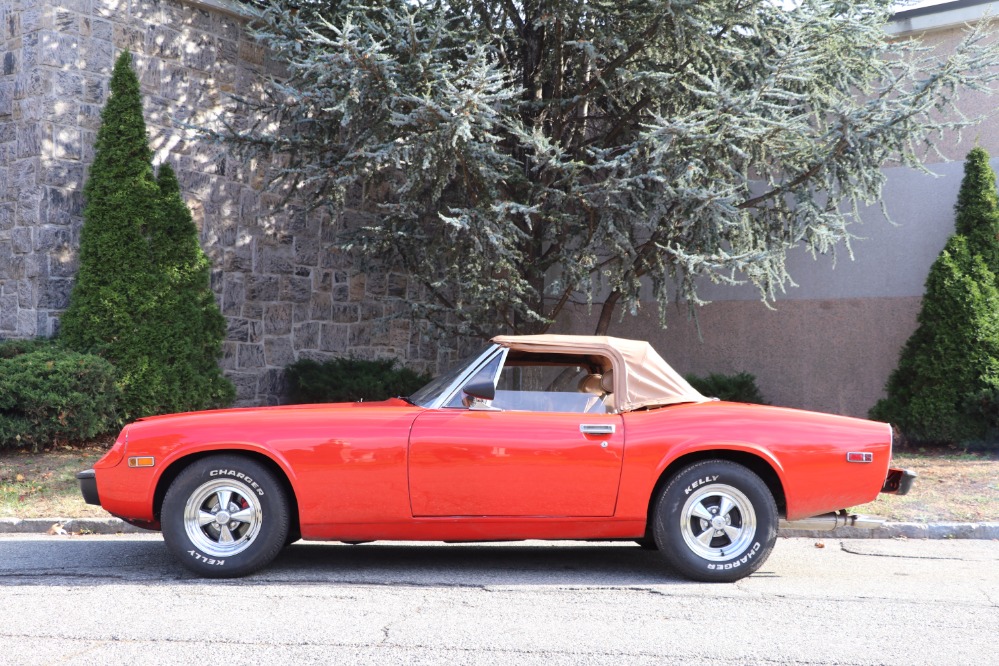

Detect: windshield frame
[408, 344, 503, 409]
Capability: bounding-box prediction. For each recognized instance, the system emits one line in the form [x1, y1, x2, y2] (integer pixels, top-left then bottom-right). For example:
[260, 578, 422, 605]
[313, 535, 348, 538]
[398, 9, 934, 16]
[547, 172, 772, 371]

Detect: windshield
[408, 344, 493, 407]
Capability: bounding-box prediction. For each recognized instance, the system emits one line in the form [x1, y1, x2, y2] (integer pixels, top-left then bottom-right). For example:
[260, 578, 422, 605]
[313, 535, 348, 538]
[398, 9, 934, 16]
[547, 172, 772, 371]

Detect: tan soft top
[491, 334, 707, 412]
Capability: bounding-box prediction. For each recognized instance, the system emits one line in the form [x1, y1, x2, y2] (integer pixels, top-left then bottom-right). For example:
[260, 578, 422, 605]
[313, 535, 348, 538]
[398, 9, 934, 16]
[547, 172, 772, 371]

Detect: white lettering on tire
[187, 549, 225, 566]
[684, 475, 720, 495]
[706, 542, 762, 570]
[208, 468, 265, 495]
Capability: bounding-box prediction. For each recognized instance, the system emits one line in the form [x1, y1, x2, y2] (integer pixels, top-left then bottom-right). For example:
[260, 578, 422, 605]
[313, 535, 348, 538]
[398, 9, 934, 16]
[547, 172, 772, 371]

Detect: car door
[408, 354, 625, 517]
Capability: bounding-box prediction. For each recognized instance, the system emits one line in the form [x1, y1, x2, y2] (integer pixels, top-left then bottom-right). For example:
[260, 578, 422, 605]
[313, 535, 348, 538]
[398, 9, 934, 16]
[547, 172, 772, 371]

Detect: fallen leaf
[47, 523, 67, 536]
[15, 473, 24, 482]
[814, 541, 825, 549]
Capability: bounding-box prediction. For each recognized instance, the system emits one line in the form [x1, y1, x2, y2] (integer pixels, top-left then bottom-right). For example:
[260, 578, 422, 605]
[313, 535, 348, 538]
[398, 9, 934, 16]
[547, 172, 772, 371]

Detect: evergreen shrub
[684, 372, 769, 405]
[0, 340, 119, 450]
[59, 51, 233, 419]
[285, 358, 432, 404]
[871, 148, 999, 448]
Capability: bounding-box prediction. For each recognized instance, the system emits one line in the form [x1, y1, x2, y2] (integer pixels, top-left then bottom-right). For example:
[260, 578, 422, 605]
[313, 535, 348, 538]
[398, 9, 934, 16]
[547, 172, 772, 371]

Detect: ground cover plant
[684, 372, 768, 404]
[0, 340, 118, 451]
[285, 357, 432, 403]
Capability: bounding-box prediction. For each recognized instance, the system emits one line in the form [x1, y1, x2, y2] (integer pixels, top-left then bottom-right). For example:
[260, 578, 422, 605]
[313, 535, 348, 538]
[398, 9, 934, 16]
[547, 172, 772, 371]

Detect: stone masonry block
[0, 294, 17, 331]
[264, 337, 294, 367]
[320, 323, 348, 352]
[263, 302, 292, 336]
[245, 274, 278, 301]
[237, 342, 265, 369]
[293, 322, 319, 350]
[280, 276, 311, 303]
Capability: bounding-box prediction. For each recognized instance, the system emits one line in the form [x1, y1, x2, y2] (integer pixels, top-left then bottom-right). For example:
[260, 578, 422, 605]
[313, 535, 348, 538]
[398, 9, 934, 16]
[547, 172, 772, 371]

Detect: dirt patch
[0, 438, 113, 519]
[851, 451, 999, 523]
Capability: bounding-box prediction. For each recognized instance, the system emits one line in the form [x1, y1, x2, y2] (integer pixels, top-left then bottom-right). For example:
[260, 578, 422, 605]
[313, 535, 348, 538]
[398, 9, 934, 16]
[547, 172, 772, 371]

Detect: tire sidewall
[161, 456, 289, 578]
[654, 460, 777, 582]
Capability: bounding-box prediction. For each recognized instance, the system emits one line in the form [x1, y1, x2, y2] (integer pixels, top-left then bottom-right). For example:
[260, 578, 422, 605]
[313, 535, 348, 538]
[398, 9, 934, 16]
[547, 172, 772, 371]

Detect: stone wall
[0, 0, 446, 405]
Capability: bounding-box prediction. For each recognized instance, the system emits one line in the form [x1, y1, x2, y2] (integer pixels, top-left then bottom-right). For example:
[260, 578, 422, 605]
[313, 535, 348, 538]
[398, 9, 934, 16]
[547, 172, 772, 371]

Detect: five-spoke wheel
[161, 455, 290, 578]
[653, 460, 777, 582]
[183, 479, 263, 558]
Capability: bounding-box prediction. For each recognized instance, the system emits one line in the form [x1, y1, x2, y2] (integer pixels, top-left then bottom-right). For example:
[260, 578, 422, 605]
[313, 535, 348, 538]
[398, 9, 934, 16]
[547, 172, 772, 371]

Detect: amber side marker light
[128, 456, 156, 468]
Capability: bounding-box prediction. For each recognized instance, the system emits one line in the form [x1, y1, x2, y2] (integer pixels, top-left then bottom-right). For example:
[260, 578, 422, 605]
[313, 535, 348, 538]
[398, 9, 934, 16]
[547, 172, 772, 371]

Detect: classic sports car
[78, 334, 914, 582]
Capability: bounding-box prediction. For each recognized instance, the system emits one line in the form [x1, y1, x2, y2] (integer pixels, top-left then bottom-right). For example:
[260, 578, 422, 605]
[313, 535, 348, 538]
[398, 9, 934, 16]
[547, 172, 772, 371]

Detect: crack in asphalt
[0, 631, 889, 665]
[838, 542, 971, 560]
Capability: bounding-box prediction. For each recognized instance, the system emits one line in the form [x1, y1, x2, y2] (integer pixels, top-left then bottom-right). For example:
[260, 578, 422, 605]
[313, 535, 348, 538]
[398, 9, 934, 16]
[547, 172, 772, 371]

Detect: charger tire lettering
[654, 460, 778, 582]
[209, 469, 264, 495]
[162, 455, 291, 578]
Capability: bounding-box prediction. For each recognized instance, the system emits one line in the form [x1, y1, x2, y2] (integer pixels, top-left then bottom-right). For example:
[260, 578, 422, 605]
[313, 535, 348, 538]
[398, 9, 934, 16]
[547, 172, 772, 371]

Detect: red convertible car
[78, 334, 914, 582]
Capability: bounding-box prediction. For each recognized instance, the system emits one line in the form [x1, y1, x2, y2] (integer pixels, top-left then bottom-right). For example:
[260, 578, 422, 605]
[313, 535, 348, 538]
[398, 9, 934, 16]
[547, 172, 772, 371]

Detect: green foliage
[0, 338, 53, 359]
[684, 372, 769, 405]
[60, 51, 233, 420]
[285, 357, 432, 404]
[0, 340, 119, 451]
[220, 1, 999, 336]
[955, 147, 999, 276]
[871, 149, 999, 447]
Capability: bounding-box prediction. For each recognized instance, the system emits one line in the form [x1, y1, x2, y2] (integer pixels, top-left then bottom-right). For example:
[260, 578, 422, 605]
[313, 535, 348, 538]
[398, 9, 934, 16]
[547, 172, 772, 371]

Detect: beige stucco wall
[560, 297, 922, 418]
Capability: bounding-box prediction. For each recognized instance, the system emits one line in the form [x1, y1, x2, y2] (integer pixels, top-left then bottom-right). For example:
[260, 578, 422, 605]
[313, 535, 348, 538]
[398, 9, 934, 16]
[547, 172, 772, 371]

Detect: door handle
[580, 424, 616, 435]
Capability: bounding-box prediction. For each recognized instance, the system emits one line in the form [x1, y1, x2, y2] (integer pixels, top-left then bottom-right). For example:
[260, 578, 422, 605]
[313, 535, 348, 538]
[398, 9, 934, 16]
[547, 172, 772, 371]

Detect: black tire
[635, 537, 658, 550]
[653, 460, 777, 582]
[161, 455, 290, 578]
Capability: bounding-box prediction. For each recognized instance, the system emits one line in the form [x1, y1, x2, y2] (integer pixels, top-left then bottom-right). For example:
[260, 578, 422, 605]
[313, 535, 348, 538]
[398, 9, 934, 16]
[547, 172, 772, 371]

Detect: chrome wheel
[183, 479, 263, 558]
[679, 483, 757, 561]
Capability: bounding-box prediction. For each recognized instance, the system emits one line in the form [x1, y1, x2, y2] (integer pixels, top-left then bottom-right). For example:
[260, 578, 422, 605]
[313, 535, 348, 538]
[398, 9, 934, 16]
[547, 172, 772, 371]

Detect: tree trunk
[593, 291, 621, 336]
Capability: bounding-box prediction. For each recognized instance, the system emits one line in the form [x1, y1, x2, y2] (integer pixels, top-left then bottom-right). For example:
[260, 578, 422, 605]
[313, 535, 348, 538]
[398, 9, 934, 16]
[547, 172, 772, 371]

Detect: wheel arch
[644, 449, 787, 536]
[153, 449, 301, 537]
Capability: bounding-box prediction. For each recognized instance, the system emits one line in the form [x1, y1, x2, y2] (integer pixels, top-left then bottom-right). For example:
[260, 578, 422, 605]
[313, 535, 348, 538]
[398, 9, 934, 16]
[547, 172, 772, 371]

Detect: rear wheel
[161, 455, 290, 578]
[653, 460, 777, 582]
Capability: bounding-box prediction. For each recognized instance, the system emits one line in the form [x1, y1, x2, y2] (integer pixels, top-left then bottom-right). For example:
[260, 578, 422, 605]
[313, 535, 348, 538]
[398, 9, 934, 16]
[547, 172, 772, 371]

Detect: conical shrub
[61, 51, 233, 419]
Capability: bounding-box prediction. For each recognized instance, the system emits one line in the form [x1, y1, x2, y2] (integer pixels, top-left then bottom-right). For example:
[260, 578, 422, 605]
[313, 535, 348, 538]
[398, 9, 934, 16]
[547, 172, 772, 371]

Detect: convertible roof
[491, 334, 708, 412]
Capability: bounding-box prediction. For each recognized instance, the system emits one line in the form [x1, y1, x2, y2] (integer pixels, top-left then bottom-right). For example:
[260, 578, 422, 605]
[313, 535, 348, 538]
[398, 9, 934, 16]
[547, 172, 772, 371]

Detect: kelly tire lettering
[653, 459, 778, 583]
[161, 454, 291, 578]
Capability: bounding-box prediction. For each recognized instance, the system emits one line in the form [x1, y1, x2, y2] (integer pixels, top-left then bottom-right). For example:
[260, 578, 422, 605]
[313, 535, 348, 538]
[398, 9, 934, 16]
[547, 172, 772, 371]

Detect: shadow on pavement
[0, 538, 700, 587]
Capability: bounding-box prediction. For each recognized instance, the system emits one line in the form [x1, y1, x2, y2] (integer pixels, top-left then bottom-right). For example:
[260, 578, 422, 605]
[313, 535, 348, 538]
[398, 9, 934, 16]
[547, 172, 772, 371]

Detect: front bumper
[76, 469, 101, 506]
[881, 468, 917, 496]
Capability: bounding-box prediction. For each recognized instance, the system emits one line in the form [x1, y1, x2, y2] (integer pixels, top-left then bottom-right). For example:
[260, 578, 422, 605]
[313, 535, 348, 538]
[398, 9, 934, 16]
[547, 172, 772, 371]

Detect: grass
[2, 444, 998, 523]
[851, 450, 999, 523]
[0, 438, 112, 519]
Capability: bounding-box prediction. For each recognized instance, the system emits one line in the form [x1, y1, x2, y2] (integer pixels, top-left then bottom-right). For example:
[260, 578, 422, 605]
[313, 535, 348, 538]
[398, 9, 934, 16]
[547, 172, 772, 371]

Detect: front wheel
[161, 455, 290, 578]
[653, 460, 777, 582]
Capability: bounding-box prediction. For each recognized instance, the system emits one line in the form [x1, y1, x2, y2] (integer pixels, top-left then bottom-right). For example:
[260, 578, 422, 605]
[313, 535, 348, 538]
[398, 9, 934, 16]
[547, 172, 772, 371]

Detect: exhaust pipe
[780, 510, 886, 531]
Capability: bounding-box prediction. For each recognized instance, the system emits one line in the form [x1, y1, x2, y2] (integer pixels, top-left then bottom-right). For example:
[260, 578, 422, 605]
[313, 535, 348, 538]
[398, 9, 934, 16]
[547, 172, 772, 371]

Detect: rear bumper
[881, 468, 917, 496]
[76, 469, 101, 506]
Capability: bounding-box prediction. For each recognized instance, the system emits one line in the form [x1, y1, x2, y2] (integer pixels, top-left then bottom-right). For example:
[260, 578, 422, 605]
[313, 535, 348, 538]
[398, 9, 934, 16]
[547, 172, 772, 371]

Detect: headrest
[577, 374, 604, 395]
[600, 370, 614, 394]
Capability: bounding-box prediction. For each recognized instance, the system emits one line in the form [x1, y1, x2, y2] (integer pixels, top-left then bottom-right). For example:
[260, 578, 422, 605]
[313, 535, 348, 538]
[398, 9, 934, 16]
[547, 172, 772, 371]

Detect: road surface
[0, 534, 996, 664]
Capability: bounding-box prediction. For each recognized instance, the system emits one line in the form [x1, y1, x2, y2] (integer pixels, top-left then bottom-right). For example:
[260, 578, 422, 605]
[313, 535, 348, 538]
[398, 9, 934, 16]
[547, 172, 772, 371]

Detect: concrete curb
[780, 522, 999, 540]
[0, 518, 150, 535]
[1, 518, 998, 539]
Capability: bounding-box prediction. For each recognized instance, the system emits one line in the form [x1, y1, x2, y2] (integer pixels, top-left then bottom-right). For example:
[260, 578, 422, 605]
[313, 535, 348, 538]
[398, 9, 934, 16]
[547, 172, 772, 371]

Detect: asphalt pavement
[0, 535, 997, 664]
[2, 515, 998, 539]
